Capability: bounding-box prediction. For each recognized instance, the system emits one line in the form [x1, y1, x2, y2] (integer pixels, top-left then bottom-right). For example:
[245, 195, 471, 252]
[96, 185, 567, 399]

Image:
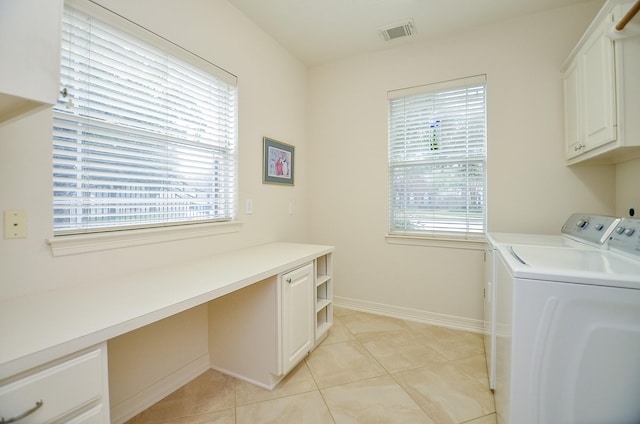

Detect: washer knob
[595, 224, 604, 231]
[624, 228, 635, 236]
[577, 219, 588, 229]
[616, 227, 626, 235]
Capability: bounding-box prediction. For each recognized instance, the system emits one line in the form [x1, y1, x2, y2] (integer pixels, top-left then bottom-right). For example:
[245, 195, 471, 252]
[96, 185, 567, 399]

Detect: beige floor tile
[305, 340, 387, 388]
[322, 317, 356, 345]
[235, 361, 317, 406]
[236, 391, 334, 424]
[393, 363, 495, 424]
[339, 309, 411, 340]
[321, 375, 437, 424]
[452, 354, 490, 387]
[135, 370, 235, 423]
[138, 408, 236, 424]
[361, 331, 448, 373]
[406, 323, 485, 361]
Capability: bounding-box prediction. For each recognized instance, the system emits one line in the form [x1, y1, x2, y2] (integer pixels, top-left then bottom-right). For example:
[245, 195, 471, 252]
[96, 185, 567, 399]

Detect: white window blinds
[388, 75, 487, 239]
[53, 3, 237, 235]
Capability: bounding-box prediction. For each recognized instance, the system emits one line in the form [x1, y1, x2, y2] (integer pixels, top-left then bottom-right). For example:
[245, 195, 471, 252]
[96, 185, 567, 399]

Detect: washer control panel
[609, 218, 640, 257]
[561, 213, 621, 246]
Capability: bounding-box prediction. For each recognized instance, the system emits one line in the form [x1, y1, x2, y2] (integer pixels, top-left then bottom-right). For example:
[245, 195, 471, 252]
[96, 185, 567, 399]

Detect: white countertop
[0, 242, 334, 380]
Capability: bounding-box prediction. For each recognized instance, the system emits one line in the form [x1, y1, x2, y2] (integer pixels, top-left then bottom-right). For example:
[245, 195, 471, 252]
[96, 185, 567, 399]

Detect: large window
[53, 2, 237, 235]
[388, 75, 487, 240]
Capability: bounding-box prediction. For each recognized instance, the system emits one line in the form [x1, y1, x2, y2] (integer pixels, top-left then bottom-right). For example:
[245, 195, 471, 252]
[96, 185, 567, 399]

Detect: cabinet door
[581, 15, 617, 151]
[563, 60, 583, 158]
[0, 0, 62, 122]
[281, 263, 314, 375]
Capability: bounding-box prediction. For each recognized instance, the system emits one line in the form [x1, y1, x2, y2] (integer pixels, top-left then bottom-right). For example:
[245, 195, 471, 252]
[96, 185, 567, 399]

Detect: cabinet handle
[286, 278, 292, 284]
[1, 400, 43, 423]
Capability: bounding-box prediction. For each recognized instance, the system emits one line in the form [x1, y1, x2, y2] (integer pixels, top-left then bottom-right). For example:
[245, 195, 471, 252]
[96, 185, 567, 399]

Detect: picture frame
[263, 137, 295, 186]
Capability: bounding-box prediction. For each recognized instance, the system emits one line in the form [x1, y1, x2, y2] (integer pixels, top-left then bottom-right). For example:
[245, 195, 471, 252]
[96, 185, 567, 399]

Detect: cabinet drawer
[0, 347, 106, 424]
[65, 404, 107, 424]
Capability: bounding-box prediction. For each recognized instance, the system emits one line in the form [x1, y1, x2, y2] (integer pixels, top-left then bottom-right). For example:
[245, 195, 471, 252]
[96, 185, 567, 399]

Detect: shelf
[316, 321, 332, 339]
[316, 298, 331, 312]
[316, 275, 331, 287]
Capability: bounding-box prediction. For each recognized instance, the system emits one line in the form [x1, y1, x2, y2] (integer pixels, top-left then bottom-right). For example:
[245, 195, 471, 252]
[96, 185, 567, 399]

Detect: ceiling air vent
[379, 19, 415, 41]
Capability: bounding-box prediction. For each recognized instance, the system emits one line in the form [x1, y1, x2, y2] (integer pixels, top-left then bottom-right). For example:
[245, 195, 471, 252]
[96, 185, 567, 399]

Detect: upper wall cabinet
[562, 0, 640, 165]
[0, 0, 62, 124]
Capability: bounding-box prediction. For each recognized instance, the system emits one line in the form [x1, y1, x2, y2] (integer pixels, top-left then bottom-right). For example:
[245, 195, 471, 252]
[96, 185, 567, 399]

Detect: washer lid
[499, 244, 640, 290]
[488, 213, 620, 249]
[488, 232, 592, 248]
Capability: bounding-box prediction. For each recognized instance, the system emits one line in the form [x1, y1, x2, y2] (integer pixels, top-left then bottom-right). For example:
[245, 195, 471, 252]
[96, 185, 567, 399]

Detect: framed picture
[263, 137, 294, 186]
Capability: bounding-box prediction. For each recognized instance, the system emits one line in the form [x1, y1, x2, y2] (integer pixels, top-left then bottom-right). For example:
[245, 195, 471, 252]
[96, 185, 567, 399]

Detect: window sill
[48, 221, 243, 257]
[385, 234, 486, 250]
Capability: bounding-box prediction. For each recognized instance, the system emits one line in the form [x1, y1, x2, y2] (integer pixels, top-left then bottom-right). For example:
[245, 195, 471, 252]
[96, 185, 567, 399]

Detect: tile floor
[125, 307, 496, 424]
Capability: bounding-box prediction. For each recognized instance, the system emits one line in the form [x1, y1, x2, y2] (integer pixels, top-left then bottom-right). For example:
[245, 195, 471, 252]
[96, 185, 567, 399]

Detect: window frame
[51, 0, 238, 244]
[387, 75, 488, 245]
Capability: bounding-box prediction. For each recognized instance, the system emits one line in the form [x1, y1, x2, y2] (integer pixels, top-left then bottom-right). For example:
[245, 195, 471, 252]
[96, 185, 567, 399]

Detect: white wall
[0, 0, 309, 419]
[307, 0, 613, 325]
[616, 158, 640, 218]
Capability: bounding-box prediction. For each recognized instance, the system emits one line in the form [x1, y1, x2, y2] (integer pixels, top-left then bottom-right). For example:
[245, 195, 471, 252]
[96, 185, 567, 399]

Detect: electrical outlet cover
[4, 210, 27, 239]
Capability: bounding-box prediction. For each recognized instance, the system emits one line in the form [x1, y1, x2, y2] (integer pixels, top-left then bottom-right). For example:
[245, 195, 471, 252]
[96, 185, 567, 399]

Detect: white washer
[494, 218, 640, 424]
[484, 214, 620, 389]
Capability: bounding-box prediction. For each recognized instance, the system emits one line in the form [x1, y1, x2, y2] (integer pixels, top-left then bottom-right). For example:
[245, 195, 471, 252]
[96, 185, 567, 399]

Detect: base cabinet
[0, 344, 110, 424]
[208, 257, 333, 390]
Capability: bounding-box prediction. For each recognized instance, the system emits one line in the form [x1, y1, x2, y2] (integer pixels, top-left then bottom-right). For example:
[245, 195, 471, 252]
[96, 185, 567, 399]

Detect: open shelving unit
[314, 253, 333, 342]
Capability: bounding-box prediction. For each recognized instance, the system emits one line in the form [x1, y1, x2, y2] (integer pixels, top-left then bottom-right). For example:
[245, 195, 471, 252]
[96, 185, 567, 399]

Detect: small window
[53, 2, 237, 236]
[388, 75, 487, 239]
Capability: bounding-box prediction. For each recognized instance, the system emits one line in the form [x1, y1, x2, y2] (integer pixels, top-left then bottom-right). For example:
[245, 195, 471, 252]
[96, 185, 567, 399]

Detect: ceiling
[226, 0, 596, 66]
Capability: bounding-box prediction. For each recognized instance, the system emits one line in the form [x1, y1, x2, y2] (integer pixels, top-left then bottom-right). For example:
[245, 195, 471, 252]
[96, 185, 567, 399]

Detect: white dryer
[494, 218, 640, 424]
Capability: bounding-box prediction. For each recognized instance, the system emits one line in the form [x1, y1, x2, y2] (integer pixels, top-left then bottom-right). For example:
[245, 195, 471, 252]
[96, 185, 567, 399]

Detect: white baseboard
[110, 353, 210, 424]
[334, 296, 486, 334]
[208, 364, 282, 391]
